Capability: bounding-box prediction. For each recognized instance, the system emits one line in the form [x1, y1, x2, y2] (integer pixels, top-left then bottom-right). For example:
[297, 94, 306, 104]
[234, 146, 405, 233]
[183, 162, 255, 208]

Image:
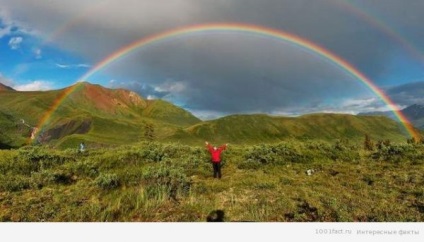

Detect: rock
[306, 169, 315, 176]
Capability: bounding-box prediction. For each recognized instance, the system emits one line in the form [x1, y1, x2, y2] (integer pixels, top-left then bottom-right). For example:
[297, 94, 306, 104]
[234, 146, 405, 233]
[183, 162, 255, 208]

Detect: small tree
[144, 123, 155, 141]
[407, 137, 416, 144]
[377, 139, 391, 150]
[364, 134, 374, 151]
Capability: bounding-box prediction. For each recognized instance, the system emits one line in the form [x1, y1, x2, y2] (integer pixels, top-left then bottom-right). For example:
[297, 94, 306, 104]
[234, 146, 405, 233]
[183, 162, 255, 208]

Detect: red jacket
[207, 144, 227, 163]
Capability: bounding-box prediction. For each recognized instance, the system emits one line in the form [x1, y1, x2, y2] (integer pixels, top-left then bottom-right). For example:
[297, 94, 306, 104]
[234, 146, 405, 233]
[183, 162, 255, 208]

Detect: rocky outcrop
[37, 119, 92, 143]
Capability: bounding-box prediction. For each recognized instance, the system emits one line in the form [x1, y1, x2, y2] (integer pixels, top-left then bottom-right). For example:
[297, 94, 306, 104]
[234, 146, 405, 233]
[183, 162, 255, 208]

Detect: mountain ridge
[0, 82, 419, 148]
[359, 104, 424, 130]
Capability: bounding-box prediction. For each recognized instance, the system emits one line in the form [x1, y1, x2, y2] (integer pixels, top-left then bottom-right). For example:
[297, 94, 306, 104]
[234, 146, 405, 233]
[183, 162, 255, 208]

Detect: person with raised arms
[205, 141, 228, 179]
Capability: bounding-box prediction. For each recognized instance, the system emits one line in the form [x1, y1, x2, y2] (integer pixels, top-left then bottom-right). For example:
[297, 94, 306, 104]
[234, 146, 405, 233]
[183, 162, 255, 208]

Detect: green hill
[168, 113, 412, 145]
[142, 99, 201, 127]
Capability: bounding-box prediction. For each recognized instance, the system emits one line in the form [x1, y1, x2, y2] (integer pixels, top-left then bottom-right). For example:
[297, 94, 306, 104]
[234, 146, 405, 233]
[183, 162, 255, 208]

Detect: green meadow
[0, 140, 423, 222]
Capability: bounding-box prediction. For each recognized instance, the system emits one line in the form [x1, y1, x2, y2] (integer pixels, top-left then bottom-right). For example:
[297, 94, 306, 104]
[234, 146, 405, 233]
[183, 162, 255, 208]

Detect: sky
[0, 0, 424, 120]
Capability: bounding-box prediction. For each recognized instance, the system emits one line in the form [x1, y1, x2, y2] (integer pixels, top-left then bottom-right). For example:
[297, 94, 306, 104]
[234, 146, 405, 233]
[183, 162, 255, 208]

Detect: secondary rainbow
[34, 23, 419, 141]
[333, 0, 424, 65]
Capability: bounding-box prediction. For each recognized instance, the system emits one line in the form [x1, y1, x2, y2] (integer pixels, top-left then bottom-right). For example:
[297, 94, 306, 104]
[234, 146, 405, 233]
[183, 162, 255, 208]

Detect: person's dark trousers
[212, 162, 222, 179]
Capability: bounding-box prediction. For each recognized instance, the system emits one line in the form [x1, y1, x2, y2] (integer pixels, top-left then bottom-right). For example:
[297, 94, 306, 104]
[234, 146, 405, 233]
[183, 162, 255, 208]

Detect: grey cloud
[106, 35, 367, 114]
[387, 81, 424, 106]
[0, 25, 12, 38]
[1, 0, 416, 72]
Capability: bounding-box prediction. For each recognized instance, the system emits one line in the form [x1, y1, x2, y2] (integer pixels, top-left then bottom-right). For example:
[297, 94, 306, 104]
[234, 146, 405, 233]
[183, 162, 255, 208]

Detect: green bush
[142, 163, 191, 200]
[70, 159, 99, 178]
[0, 175, 31, 192]
[32, 170, 75, 187]
[94, 173, 120, 189]
[244, 143, 310, 165]
[372, 143, 424, 163]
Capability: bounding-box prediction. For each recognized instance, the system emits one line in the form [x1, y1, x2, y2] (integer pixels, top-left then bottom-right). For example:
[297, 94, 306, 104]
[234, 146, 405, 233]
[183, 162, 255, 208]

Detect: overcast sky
[0, 0, 423, 119]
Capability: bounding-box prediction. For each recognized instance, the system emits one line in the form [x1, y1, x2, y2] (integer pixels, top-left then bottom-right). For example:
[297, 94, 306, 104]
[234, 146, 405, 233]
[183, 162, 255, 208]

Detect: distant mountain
[60, 82, 200, 126]
[402, 104, 424, 129]
[0, 83, 15, 91]
[0, 82, 416, 148]
[359, 104, 424, 130]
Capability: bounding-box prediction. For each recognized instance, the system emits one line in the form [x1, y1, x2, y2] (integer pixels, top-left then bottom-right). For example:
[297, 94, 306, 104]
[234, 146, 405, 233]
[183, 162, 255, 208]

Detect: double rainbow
[34, 23, 419, 141]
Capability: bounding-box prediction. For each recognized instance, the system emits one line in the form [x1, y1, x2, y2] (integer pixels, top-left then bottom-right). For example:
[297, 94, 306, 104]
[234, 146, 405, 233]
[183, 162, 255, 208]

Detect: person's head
[213, 146, 217, 150]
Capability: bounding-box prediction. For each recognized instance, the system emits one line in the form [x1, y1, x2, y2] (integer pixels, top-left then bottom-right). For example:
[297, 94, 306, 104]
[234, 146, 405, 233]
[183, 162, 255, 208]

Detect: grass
[0, 140, 423, 222]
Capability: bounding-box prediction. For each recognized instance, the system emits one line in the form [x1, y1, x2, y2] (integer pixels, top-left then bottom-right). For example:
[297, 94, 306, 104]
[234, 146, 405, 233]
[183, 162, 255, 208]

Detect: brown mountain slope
[0, 83, 15, 91]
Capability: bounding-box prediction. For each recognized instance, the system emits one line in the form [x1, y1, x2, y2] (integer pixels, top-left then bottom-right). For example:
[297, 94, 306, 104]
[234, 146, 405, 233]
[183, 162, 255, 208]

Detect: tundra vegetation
[0, 139, 423, 222]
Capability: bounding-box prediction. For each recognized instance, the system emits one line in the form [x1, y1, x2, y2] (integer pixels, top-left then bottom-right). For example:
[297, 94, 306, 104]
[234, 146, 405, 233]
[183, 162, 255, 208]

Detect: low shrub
[94, 173, 120, 189]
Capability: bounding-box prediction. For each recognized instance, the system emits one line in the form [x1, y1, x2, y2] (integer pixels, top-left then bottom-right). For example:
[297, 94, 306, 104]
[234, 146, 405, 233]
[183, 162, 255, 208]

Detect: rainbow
[39, 1, 112, 46]
[34, 23, 419, 141]
[332, 0, 424, 65]
[31, 83, 86, 143]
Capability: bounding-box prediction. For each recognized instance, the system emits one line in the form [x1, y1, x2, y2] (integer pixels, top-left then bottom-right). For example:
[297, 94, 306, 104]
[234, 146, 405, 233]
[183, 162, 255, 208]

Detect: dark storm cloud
[103, 34, 365, 114]
[387, 81, 424, 106]
[1, 0, 418, 76]
[1, 0, 423, 117]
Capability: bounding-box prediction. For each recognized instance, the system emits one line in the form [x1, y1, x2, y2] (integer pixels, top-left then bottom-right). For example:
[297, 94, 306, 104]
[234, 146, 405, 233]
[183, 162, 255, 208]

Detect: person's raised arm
[219, 143, 228, 150]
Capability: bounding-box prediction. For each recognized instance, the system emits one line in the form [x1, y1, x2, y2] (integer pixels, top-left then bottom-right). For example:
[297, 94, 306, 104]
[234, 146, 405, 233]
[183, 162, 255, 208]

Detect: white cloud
[8, 36, 23, 49]
[55, 63, 90, 69]
[339, 98, 405, 113]
[188, 109, 228, 121]
[266, 96, 402, 117]
[33, 48, 42, 59]
[154, 81, 186, 93]
[13, 80, 53, 91]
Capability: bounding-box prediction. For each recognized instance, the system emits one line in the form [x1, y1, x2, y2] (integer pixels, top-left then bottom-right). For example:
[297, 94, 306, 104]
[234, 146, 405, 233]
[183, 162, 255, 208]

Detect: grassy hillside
[0, 141, 423, 222]
[142, 99, 200, 127]
[173, 113, 411, 145]
[0, 82, 201, 148]
[0, 111, 31, 148]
